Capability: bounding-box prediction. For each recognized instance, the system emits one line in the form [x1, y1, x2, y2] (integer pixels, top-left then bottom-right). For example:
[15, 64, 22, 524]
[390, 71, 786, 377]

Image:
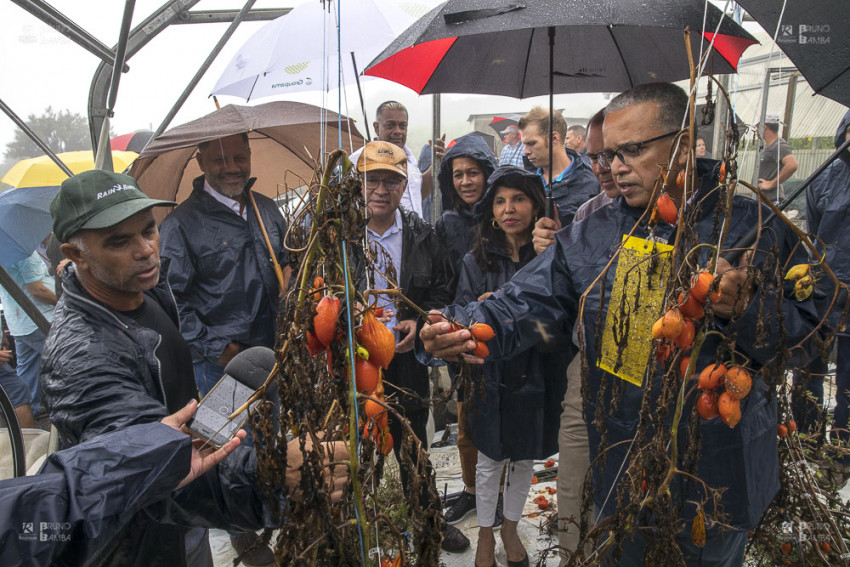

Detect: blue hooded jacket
[807, 109, 850, 330]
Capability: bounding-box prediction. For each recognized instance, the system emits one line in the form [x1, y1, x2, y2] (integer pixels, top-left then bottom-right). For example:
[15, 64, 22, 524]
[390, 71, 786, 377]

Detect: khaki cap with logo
[356, 141, 408, 178]
[51, 170, 175, 242]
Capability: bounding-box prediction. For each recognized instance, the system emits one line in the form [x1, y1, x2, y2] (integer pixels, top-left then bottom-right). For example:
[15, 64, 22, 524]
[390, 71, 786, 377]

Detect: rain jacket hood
[436, 134, 498, 212]
[473, 166, 545, 221]
[834, 108, 850, 165]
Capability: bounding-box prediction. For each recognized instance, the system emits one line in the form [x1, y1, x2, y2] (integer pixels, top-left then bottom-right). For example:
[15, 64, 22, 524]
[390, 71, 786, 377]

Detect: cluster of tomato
[653, 270, 753, 428]
[306, 276, 396, 455]
[655, 164, 727, 227]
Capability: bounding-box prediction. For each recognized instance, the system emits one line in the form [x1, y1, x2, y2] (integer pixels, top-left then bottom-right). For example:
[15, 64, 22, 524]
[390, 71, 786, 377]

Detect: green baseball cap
[51, 170, 175, 242]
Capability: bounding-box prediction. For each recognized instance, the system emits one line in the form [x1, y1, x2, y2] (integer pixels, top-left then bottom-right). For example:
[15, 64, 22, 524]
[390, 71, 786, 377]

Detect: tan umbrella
[129, 101, 364, 210]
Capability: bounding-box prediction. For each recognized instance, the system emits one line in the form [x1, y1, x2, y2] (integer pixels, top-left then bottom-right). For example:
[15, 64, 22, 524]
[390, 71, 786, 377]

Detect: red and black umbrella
[365, 0, 756, 96]
[488, 113, 522, 138]
[111, 131, 154, 154]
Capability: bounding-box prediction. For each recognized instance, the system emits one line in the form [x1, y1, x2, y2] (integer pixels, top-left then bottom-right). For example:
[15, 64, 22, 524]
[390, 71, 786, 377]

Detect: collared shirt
[366, 209, 403, 336]
[0, 251, 55, 336]
[203, 180, 247, 220]
[537, 158, 577, 191]
[499, 141, 526, 167]
[350, 145, 423, 218]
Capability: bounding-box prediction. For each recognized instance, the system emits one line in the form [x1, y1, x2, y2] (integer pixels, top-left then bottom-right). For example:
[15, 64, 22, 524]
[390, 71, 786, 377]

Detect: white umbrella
[211, 0, 437, 101]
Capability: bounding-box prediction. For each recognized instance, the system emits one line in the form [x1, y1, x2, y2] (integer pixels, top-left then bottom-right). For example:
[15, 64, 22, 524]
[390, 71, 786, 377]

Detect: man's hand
[532, 213, 561, 255]
[218, 342, 242, 366]
[393, 319, 417, 353]
[713, 256, 754, 319]
[161, 399, 246, 490]
[0, 349, 12, 367]
[419, 311, 481, 363]
[285, 436, 349, 503]
[430, 134, 446, 161]
[756, 178, 775, 192]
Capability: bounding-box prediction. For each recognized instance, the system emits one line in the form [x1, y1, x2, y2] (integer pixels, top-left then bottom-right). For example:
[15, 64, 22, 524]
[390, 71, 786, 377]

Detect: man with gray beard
[159, 133, 290, 566]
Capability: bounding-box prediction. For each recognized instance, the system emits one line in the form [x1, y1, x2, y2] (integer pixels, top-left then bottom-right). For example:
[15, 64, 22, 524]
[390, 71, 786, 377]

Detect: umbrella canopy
[111, 131, 154, 153]
[211, 0, 436, 100]
[488, 113, 522, 137]
[736, 0, 850, 107]
[365, 0, 757, 96]
[129, 101, 364, 205]
[0, 185, 58, 267]
[1, 150, 139, 189]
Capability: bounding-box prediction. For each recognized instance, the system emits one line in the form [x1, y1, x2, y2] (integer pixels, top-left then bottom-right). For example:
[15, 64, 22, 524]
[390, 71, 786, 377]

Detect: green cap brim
[81, 197, 176, 231]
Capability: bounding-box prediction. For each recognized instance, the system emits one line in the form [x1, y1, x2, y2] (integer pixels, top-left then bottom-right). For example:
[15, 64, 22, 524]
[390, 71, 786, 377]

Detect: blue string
[341, 234, 367, 566]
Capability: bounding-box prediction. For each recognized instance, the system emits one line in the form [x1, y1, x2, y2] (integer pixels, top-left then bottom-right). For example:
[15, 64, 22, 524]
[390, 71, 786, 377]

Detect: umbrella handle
[248, 191, 286, 295]
[545, 194, 556, 220]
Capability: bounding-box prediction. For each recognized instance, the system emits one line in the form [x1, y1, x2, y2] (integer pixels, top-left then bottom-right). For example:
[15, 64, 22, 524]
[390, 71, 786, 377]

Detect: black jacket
[434, 159, 818, 530]
[384, 209, 455, 410]
[435, 135, 498, 291]
[547, 147, 599, 227]
[41, 264, 276, 566]
[159, 176, 288, 363]
[454, 242, 570, 461]
[807, 109, 850, 330]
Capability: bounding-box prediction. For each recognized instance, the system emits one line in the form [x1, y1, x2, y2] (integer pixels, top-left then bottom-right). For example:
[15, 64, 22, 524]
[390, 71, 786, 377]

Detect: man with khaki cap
[40, 170, 347, 566]
[357, 141, 469, 553]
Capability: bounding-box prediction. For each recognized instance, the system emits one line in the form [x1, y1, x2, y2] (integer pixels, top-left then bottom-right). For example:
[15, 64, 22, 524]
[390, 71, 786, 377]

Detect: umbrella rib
[605, 25, 635, 88]
[519, 29, 534, 99]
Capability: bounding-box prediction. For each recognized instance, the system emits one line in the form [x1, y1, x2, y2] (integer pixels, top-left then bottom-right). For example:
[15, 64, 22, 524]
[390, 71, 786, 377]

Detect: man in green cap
[41, 170, 347, 567]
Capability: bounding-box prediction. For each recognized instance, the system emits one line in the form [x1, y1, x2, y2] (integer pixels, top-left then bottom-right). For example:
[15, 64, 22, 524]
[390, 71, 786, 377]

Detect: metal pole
[752, 67, 772, 187]
[430, 94, 442, 224]
[0, 266, 50, 335]
[150, 0, 256, 143]
[94, 0, 136, 172]
[349, 53, 372, 141]
[10, 0, 130, 72]
[782, 72, 799, 142]
[0, 98, 73, 178]
[545, 26, 555, 220]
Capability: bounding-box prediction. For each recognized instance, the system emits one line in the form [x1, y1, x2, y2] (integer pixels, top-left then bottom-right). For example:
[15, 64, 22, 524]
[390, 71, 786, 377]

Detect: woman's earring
[491, 218, 500, 230]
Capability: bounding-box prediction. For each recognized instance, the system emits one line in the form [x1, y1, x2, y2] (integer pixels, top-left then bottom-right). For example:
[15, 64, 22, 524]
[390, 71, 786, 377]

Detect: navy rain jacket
[431, 159, 818, 531]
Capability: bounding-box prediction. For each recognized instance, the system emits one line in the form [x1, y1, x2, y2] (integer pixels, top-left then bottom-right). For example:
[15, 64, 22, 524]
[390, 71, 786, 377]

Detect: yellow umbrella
[1, 150, 139, 188]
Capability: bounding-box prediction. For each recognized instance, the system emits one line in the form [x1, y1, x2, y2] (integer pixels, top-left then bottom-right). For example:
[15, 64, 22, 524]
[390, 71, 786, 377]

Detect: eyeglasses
[364, 176, 403, 192]
[588, 152, 610, 171]
[598, 130, 680, 169]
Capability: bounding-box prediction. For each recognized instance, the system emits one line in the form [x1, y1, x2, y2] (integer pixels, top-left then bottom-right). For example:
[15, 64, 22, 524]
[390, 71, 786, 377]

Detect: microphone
[186, 346, 275, 447]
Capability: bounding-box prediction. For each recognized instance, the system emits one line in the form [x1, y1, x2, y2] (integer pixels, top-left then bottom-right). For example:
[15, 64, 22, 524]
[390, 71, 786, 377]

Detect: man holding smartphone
[41, 170, 346, 567]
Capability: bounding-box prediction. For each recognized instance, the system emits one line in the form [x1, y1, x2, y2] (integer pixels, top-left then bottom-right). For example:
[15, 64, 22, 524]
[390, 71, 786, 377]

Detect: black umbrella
[488, 113, 522, 138]
[736, 0, 850, 107]
[365, 0, 756, 97]
[365, 0, 756, 215]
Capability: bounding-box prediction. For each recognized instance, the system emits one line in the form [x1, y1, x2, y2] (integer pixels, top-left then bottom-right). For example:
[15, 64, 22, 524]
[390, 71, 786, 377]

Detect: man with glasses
[420, 82, 817, 565]
[519, 106, 598, 229]
[358, 141, 469, 553]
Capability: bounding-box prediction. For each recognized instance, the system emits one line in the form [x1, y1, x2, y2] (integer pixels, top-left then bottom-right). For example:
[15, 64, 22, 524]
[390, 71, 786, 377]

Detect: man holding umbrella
[420, 82, 817, 565]
[159, 133, 290, 565]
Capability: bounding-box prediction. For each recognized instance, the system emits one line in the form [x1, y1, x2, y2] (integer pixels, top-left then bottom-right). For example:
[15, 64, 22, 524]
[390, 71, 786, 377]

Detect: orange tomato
[364, 398, 388, 429]
[777, 424, 788, 438]
[673, 318, 696, 350]
[358, 310, 395, 370]
[306, 331, 326, 356]
[788, 420, 797, 433]
[353, 357, 380, 393]
[544, 458, 556, 468]
[718, 392, 741, 427]
[311, 276, 325, 301]
[661, 308, 685, 340]
[678, 291, 705, 320]
[689, 271, 714, 304]
[698, 363, 727, 390]
[470, 323, 496, 342]
[724, 366, 752, 400]
[696, 390, 719, 420]
[651, 317, 665, 340]
[314, 296, 341, 346]
[471, 341, 490, 358]
[656, 192, 678, 225]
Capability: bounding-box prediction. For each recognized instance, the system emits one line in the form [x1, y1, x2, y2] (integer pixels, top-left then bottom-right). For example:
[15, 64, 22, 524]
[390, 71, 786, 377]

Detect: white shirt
[203, 180, 247, 220]
[366, 209, 404, 336]
[350, 145, 423, 218]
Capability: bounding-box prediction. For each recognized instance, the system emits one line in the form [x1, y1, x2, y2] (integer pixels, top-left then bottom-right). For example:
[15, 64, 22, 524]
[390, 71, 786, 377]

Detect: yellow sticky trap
[598, 236, 673, 387]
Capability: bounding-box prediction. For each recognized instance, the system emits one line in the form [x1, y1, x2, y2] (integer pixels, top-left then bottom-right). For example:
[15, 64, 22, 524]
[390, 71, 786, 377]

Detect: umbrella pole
[248, 191, 286, 294]
[349, 53, 372, 141]
[545, 26, 555, 220]
[0, 98, 73, 178]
